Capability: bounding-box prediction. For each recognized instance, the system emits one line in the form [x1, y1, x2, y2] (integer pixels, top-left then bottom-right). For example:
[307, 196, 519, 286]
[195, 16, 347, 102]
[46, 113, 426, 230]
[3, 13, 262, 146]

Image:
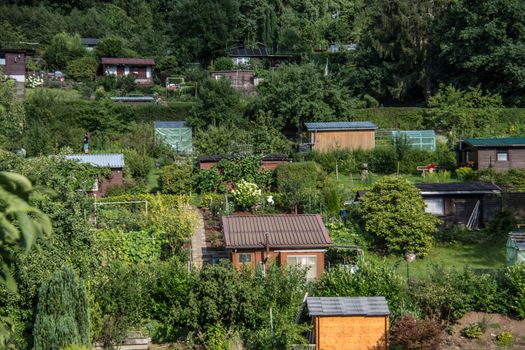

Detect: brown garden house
[199, 154, 291, 171]
[64, 154, 124, 197]
[305, 121, 378, 152]
[222, 214, 332, 280]
[99, 57, 155, 85]
[305, 296, 390, 350]
[461, 137, 525, 171]
[0, 48, 26, 98]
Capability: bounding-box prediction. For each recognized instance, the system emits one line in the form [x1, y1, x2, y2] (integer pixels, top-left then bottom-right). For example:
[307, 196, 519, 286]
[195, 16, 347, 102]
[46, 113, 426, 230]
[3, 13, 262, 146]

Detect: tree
[158, 162, 194, 194]
[358, 176, 440, 255]
[0, 75, 25, 151]
[94, 35, 136, 59]
[275, 162, 326, 214]
[43, 32, 86, 71]
[435, 0, 525, 105]
[33, 266, 90, 350]
[65, 56, 98, 81]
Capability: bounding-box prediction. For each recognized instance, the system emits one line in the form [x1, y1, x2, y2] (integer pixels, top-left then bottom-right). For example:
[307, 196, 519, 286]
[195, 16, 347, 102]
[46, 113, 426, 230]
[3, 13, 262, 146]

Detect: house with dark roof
[222, 214, 332, 280]
[356, 182, 502, 229]
[80, 37, 100, 51]
[305, 121, 378, 152]
[99, 57, 155, 85]
[461, 137, 525, 171]
[304, 297, 389, 350]
[64, 154, 124, 197]
[229, 44, 293, 66]
[0, 49, 26, 98]
[199, 154, 290, 170]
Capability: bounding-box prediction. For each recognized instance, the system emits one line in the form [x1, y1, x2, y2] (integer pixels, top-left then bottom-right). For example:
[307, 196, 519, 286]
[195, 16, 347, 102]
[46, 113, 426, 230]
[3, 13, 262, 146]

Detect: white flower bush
[231, 179, 262, 211]
[26, 75, 44, 88]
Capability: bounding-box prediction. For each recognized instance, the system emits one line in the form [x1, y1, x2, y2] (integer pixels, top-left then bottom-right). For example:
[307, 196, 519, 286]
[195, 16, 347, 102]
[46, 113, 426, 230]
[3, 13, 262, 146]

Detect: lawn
[385, 238, 507, 279]
[329, 172, 456, 191]
[26, 87, 82, 101]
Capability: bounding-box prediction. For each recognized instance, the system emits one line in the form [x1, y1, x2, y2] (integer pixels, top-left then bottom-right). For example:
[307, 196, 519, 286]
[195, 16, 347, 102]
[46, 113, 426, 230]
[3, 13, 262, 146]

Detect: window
[497, 150, 509, 161]
[286, 256, 317, 280]
[238, 253, 252, 264]
[424, 197, 444, 216]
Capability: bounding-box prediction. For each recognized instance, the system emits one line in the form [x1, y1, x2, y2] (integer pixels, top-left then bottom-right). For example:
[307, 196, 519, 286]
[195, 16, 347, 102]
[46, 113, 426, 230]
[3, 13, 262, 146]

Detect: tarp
[154, 121, 192, 154]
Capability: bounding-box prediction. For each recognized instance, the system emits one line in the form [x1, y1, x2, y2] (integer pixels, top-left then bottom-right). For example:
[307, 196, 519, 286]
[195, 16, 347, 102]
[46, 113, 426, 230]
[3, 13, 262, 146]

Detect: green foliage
[487, 210, 516, 238]
[43, 32, 86, 71]
[231, 180, 261, 211]
[195, 169, 225, 194]
[463, 322, 485, 339]
[0, 77, 25, 150]
[33, 266, 90, 350]
[60, 346, 90, 350]
[497, 331, 513, 347]
[158, 162, 194, 195]
[504, 262, 525, 318]
[455, 166, 473, 180]
[390, 315, 444, 350]
[202, 323, 228, 350]
[213, 57, 234, 71]
[95, 35, 136, 59]
[358, 176, 441, 255]
[325, 220, 365, 247]
[65, 56, 98, 82]
[123, 148, 153, 182]
[96, 229, 162, 264]
[275, 162, 326, 213]
[319, 255, 406, 317]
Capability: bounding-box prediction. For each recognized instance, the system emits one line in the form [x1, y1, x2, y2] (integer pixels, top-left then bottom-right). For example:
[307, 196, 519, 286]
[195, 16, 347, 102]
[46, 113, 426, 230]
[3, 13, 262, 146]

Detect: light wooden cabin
[305, 121, 378, 152]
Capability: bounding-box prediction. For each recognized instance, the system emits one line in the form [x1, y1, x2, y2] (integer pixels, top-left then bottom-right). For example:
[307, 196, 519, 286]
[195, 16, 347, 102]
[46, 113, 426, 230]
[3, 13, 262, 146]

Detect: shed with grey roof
[304, 296, 389, 350]
[305, 121, 378, 152]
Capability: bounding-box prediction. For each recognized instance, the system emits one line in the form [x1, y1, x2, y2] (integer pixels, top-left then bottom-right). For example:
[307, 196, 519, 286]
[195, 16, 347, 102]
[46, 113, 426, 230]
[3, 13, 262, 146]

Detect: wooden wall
[315, 315, 388, 350]
[311, 130, 375, 152]
[476, 147, 525, 171]
[230, 250, 325, 279]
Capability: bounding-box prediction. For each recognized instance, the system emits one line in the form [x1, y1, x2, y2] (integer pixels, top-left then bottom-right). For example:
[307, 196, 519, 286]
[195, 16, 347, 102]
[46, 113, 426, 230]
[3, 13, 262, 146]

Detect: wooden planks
[311, 130, 376, 152]
[316, 315, 388, 350]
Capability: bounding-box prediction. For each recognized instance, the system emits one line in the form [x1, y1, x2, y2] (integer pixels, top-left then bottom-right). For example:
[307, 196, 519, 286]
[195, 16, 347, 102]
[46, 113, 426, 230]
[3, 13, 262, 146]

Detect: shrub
[124, 149, 153, 181]
[65, 56, 98, 82]
[194, 169, 224, 193]
[390, 315, 444, 350]
[60, 346, 91, 350]
[231, 180, 261, 211]
[497, 331, 513, 347]
[504, 262, 525, 318]
[456, 166, 473, 180]
[33, 266, 90, 350]
[159, 162, 194, 194]
[487, 210, 516, 238]
[214, 57, 234, 71]
[463, 322, 485, 339]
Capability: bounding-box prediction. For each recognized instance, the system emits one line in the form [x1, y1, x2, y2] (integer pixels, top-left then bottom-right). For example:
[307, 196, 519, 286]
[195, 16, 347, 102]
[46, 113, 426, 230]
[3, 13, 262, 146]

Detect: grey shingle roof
[416, 182, 501, 194]
[304, 121, 378, 131]
[64, 154, 124, 168]
[110, 96, 155, 102]
[464, 137, 525, 147]
[154, 121, 187, 128]
[229, 46, 269, 57]
[101, 57, 155, 66]
[306, 297, 390, 316]
[222, 214, 332, 249]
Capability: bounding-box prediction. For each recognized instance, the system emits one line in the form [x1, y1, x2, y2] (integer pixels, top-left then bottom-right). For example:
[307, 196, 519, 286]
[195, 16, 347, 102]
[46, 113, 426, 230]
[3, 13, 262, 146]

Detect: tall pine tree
[33, 266, 90, 350]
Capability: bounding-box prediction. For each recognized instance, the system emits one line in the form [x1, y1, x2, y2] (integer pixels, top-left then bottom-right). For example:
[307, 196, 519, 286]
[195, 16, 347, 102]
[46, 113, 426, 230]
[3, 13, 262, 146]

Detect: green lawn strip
[146, 167, 160, 193]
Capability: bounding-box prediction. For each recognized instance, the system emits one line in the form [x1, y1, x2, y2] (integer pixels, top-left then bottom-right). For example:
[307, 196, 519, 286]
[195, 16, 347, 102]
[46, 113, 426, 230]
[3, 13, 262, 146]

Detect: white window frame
[424, 197, 444, 216]
[497, 150, 509, 161]
[238, 253, 252, 264]
[286, 255, 318, 280]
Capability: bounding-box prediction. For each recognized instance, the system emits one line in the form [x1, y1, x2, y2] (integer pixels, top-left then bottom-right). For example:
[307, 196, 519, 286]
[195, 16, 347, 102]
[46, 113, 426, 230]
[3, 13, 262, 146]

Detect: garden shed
[506, 232, 525, 265]
[305, 296, 389, 350]
[305, 121, 378, 152]
[391, 130, 436, 151]
[154, 121, 192, 154]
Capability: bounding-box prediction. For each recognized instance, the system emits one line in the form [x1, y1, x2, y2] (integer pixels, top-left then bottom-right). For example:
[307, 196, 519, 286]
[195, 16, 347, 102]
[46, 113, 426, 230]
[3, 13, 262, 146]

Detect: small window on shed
[424, 197, 444, 216]
[497, 150, 509, 161]
[238, 253, 252, 264]
[287, 256, 317, 280]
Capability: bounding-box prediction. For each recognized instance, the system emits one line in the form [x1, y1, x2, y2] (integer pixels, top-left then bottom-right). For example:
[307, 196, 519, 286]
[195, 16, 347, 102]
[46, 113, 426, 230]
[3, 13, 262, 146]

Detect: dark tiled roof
[101, 57, 155, 66]
[222, 214, 332, 249]
[229, 46, 269, 57]
[154, 121, 187, 128]
[464, 137, 525, 147]
[306, 297, 390, 317]
[305, 121, 378, 131]
[416, 182, 501, 194]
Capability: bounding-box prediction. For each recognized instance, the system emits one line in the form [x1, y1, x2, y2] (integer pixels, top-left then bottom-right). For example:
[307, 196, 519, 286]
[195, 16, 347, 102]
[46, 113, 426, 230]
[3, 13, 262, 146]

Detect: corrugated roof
[64, 154, 124, 168]
[222, 214, 332, 249]
[464, 137, 525, 147]
[81, 38, 100, 46]
[305, 121, 378, 131]
[110, 96, 155, 102]
[416, 182, 501, 194]
[100, 57, 155, 66]
[229, 46, 269, 57]
[154, 121, 187, 128]
[306, 297, 390, 316]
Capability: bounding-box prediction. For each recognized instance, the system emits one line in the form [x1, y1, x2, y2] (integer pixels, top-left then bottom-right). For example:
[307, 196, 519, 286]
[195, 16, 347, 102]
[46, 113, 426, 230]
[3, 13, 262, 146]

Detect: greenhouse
[154, 121, 193, 154]
[391, 130, 436, 151]
[506, 232, 525, 266]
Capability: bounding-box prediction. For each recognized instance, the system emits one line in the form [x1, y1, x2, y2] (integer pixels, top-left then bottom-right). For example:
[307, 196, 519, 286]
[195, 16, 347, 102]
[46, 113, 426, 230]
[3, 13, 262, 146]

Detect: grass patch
[146, 167, 160, 193]
[489, 323, 501, 329]
[26, 87, 82, 101]
[386, 239, 506, 279]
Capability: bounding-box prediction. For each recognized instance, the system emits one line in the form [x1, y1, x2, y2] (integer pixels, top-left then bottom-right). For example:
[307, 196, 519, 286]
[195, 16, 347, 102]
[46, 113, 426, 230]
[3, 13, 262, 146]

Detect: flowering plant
[231, 180, 261, 211]
[26, 75, 44, 88]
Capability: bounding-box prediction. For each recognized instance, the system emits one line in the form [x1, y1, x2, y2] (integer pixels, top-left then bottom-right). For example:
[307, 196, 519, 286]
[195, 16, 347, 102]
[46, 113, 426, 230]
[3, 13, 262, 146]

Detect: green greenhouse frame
[154, 121, 192, 154]
[391, 130, 436, 151]
[506, 232, 525, 266]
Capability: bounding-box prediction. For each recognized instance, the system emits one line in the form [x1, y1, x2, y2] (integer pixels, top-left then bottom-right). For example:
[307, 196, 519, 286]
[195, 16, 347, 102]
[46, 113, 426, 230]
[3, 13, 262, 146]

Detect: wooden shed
[305, 121, 378, 152]
[305, 296, 389, 350]
[460, 137, 525, 171]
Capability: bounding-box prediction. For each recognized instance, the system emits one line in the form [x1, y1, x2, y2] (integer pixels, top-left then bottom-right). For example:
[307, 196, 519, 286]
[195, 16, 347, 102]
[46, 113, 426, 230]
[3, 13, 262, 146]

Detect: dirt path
[190, 210, 206, 269]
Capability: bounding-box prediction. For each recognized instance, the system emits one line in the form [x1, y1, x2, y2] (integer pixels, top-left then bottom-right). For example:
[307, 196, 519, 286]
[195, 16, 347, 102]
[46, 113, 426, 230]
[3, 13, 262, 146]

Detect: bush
[213, 57, 234, 71]
[463, 322, 485, 339]
[159, 162, 194, 194]
[124, 149, 153, 181]
[65, 56, 98, 82]
[195, 169, 224, 193]
[456, 166, 473, 180]
[497, 331, 513, 347]
[504, 262, 525, 318]
[390, 315, 444, 350]
[487, 210, 516, 238]
[231, 180, 261, 211]
[33, 266, 90, 350]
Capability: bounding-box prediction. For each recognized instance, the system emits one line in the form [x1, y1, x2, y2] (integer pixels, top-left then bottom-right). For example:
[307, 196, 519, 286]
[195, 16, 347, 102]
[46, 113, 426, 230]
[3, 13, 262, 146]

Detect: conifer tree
[33, 266, 90, 350]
